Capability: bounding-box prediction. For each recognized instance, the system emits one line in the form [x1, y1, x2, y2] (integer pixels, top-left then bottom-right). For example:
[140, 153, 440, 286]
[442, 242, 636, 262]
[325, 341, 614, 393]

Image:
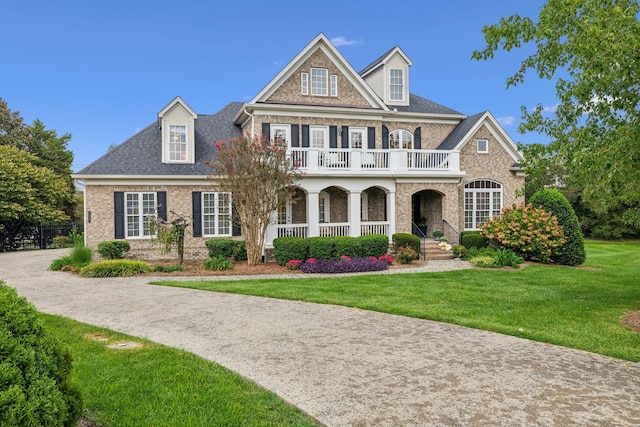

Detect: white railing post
[308, 150, 319, 172]
[450, 151, 461, 172]
[351, 150, 362, 171]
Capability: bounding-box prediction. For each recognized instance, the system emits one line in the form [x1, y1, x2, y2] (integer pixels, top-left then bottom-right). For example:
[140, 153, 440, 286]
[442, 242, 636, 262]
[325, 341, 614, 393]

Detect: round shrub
[529, 188, 586, 266]
[396, 246, 418, 264]
[333, 236, 362, 258]
[461, 231, 488, 249]
[232, 240, 248, 261]
[273, 236, 308, 266]
[392, 233, 420, 256]
[0, 282, 83, 427]
[79, 260, 151, 277]
[482, 203, 566, 263]
[205, 238, 237, 259]
[97, 240, 131, 260]
[307, 237, 335, 260]
[452, 245, 466, 258]
[358, 234, 389, 257]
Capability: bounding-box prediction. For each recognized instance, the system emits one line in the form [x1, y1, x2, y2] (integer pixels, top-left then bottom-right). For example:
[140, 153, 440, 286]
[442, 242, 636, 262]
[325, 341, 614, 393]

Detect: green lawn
[43, 315, 318, 427]
[154, 240, 640, 362]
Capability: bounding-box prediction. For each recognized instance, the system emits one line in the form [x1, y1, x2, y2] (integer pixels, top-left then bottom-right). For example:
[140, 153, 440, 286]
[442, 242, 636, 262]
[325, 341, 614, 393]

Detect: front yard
[154, 240, 640, 362]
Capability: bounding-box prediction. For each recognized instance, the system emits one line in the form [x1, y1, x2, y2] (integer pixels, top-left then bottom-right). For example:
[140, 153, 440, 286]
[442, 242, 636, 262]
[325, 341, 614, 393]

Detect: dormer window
[389, 69, 405, 101]
[169, 124, 187, 161]
[311, 68, 328, 96]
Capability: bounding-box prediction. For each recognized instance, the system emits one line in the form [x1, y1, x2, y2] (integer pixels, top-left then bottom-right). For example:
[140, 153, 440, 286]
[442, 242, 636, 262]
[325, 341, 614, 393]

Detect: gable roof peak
[360, 46, 413, 77]
[157, 96, 197, 125]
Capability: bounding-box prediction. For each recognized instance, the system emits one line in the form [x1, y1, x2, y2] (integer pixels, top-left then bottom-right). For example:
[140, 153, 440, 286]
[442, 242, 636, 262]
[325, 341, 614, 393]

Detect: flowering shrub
[396, 246, 418, 264]
[300, 256, 388, 274]
[285, 259, 302, 270]
[481, 203, 566, 263]
[377, 254, 393, 265]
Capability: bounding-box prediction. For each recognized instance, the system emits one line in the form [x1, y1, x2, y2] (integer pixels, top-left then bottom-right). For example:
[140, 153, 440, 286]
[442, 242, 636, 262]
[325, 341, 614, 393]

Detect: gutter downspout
[244, 108, 254, 137]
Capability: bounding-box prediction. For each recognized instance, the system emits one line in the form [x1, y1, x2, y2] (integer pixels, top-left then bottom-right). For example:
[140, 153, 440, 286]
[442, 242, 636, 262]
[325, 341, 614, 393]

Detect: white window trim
[125, 192, 157, 239]
[464, 180, 503, 230]
[330, 74, 338, 97]
[349, 127, 367, 149]
[202, 192, 232, 237]
[168, 124, 188, 163]
[389, 68, 405, 102]
[270, 124, 291, 145]
[389, 129, 413, 149]
[477, 139, 489, 154]
[319, 191, 330, 223]
[311, 67, 328, 96]
[310, 125, 328, 149]
[301, 72, 309, 95]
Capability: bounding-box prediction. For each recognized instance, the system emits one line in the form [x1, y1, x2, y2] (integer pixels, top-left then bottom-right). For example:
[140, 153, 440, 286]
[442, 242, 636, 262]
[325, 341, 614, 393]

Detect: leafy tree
[473, 0, 640, 228]
[208, 134, 302, 266]
[0, 146, 70, 249]
[530, 188, 586, 265]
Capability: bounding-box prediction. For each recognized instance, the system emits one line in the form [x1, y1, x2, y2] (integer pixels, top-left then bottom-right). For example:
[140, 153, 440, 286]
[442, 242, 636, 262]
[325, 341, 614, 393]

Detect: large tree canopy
[473, 0, 640, 227]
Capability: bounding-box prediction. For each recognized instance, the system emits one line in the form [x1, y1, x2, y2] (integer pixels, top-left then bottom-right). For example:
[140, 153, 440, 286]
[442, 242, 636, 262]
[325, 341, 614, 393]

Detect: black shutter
[157, 191, 167, 221]
[329, 126, 337, 148]
[341, 126, 349, 148]
[114, 192, 125, 239]
[291, 124, 299, 147]
[192, 192, 202, 237]
[367, 127, 376, 149]
[262, 123, 270, 139]
[382, 126, 389, 149]
[414, 127, 422, 149]
[302, 125, 309, 147]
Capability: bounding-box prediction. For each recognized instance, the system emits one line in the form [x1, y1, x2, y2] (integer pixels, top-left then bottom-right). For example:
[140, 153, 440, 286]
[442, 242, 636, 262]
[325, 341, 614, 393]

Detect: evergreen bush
[307, 236, 335, 260]
[333, 236, 361, 258]
[461, 231, 488, 249]
[97, 240, 131, 260]
[392, 233, 420, 255]
[358, 234, 389, 257]
[529, 188, 586, 266]
[0, 282, 83, 427]
[273, 236, 308, 266]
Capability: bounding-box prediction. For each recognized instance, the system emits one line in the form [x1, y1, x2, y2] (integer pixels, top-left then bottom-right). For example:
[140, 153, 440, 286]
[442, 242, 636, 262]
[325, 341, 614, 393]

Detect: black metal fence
[0, 222, 84, 252]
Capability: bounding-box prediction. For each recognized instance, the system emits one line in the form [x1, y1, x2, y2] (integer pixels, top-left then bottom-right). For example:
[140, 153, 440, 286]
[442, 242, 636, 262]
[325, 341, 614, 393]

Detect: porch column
[349, 190, 361, 237]
[307, 190, 320, 237]
[387, 190, 396, 238]
[265, 210, 279, 248]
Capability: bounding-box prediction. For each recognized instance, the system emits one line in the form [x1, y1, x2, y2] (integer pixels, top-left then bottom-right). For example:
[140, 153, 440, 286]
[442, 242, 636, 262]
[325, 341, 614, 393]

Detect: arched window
[464, 180, 502, 229]
[389, 129, 413, 149]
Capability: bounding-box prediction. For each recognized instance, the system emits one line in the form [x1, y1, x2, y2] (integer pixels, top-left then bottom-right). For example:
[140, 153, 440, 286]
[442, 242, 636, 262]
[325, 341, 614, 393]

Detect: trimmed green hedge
[392, 233, 420, 255]
[461, 231, 488, 249]
[205, 238, 247, 261]
[273, 234, 389, 266]
[0, 282, 83, 426]
[97, 240, 131, 260]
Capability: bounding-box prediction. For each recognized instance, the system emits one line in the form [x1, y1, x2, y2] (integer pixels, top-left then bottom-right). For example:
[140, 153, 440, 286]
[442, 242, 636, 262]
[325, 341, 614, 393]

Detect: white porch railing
[319, 222, 350, 237]
[361, 221, 389, 236]
[276, 224, 308, 238]
[288, 148, 459, 173]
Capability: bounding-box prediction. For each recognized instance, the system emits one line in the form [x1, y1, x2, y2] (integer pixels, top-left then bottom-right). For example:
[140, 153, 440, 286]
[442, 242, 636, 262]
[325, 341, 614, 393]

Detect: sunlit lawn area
[154, 240, 640, 362]
[43, 315, 318, 427]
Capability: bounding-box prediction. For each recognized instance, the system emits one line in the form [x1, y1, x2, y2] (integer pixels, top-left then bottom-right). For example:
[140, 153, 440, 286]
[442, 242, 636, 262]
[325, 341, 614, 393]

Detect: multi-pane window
[271, 124, 290, 144]
[310, 126, 327, 148]
[311, 68, 328, 96]
[464, 180, 503, 229]
[169, 124, 187, 161]
[203, 192, 231, 236]
[389, 69, 404, 101]
[301, 72, 309, 95]
[350, 128, 365, 149]
[126, 192, 156, 238]
[389, 129, 413, 149]
[330, 74, 338, 96]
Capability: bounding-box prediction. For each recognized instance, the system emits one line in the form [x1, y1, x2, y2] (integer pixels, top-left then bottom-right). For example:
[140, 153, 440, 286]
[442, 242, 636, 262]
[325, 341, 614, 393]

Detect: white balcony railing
[288, 148, 460, 173]
[319, 223, 350, 237]
[276, 224, 308, 238]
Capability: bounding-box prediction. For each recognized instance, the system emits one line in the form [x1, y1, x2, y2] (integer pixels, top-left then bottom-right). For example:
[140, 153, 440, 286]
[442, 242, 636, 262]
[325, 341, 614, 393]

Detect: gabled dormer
[158, 96, 197, 164]
[360, 47, 412, 107]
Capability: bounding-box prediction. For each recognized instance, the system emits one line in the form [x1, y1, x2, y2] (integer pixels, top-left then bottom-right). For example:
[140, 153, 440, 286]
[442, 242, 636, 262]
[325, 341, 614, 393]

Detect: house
[74, 33, 524, 260]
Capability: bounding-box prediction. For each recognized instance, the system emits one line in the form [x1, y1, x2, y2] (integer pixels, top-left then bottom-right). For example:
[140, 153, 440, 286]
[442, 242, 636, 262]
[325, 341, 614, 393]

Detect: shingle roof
[392, 94, 463, 115]
[437, 111, 487, 150]
[359, 46, 398, 76]
[76, 102, 243, 176]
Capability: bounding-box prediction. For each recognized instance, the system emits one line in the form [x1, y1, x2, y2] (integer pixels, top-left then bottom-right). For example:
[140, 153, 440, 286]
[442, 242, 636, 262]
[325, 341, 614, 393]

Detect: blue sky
[1, 0, 555, 172]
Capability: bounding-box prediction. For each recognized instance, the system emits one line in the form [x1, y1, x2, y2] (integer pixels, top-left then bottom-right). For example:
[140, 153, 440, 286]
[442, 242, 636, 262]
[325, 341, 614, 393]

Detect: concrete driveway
[1, 249, 638, 426]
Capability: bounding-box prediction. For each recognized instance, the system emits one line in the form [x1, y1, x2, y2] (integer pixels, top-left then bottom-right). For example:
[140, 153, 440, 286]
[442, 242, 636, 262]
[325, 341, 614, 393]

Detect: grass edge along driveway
[154, 240, 640, 362]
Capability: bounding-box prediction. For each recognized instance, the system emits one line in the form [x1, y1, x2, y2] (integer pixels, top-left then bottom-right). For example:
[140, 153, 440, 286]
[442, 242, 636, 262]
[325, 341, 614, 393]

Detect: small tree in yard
[208, 133, 302, 266]
[150, 212, 190, 266]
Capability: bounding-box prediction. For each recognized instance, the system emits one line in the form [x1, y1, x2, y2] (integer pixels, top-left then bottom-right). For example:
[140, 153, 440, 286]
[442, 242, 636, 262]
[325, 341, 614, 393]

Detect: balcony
[289, 148, 461, 174]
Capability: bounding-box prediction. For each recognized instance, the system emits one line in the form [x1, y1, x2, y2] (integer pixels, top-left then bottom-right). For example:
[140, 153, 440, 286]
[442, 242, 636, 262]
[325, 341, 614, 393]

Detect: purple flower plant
[300, 256, 388, 274]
